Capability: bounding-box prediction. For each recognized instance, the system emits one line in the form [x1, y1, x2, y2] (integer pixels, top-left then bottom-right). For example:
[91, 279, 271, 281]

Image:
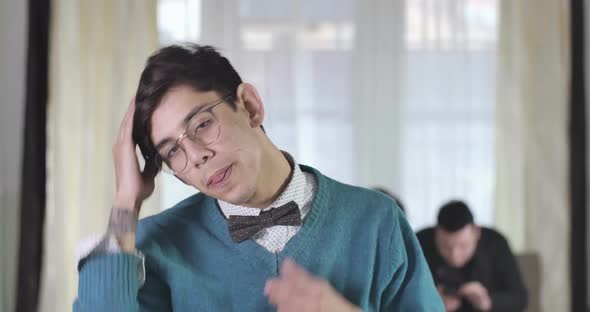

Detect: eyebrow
[153, 103, 209, 152]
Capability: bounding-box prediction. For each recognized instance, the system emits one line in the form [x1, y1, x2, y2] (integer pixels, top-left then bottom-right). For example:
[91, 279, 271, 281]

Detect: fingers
[113, 97, 141, 169]
[264, 260, 357, 312]
[113, 97, 144, 195]
[458, 282, 488, 308]
[117, 97, 136, 144]
[280, 257, 312, 287]
[265, 278, 317, 312]
[458, 282, 478, 297]
[265, 258, 310, 306]
[112, 96, 156, 211]
[265, 258, 330, 311]
[265, 278, 293, 307]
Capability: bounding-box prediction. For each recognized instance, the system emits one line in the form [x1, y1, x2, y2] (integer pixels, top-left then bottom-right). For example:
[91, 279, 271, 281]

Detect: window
[156, 0, 356, 209]
[156, 0, 499, 231]
[402, 0, 498, 228]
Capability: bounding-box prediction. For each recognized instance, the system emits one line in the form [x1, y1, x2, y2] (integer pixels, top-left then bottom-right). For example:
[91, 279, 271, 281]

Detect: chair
[516, 252, 540, 312]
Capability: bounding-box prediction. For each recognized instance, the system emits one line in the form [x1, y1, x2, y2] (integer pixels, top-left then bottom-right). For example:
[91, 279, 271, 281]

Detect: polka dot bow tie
[227, 201, 302, 243]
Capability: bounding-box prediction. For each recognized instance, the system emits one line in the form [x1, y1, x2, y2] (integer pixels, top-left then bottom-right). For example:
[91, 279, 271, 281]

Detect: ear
[235, 83, 265, 128]
[472, 224, 481, 240]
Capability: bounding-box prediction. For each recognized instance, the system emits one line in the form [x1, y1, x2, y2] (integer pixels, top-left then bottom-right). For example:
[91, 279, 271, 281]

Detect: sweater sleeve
[381, 210, 445, 311]
[73, 253, 173, 312]
[73, 220, 173, 311]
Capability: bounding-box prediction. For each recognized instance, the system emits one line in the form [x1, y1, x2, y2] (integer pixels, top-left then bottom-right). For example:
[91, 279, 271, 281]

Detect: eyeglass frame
[152, 93, 234, 174]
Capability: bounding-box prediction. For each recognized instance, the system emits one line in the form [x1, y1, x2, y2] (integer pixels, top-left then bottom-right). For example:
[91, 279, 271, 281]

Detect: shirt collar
[217, 152, 308, 218]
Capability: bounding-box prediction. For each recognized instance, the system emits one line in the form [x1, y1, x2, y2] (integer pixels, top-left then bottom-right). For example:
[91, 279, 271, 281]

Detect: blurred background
[0, 0, 586, 311]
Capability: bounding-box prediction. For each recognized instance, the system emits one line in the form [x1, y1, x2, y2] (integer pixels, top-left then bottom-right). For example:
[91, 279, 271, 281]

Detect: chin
[214, 184, 255, 206]
[451, 261, 467, 268]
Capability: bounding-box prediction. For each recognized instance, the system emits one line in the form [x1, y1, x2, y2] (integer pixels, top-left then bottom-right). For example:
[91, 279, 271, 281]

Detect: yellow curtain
[495, 0, 570, 311]
[41, 1, 159, 311]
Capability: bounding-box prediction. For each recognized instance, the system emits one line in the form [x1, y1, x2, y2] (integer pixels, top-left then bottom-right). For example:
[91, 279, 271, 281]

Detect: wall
[0, 0, 28, 311]
[584, 0, 590, 308]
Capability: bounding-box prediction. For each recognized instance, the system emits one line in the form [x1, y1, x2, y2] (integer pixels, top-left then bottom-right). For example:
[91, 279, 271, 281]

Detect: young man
[74, 44, 443, 311]
[416, 200, 527, 312]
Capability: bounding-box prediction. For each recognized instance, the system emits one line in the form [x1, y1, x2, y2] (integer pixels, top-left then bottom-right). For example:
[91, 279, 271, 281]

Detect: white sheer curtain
[158, 0, 359, 208]
[399, 0, 498, 229]
[494, 0, 570, 310]
[41, 1, 160, 311]
[353, 0, 405, 204]
[156, 0, 499, 233]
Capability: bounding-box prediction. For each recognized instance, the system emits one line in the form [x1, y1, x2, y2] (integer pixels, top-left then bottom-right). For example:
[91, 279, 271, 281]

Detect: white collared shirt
[217, 155, 316, 253]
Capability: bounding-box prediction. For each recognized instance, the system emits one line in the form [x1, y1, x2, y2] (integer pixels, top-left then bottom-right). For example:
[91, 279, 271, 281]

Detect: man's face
[150, 84, 265, 205]
[435, 224, 480, 268]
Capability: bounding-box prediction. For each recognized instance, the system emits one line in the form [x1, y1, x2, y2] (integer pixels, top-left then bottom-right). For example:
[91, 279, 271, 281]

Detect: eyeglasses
[154, 94, 233, 174]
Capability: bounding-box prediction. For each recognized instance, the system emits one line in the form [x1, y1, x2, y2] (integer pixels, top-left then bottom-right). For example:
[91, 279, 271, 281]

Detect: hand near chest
[264, 258, 361, 312]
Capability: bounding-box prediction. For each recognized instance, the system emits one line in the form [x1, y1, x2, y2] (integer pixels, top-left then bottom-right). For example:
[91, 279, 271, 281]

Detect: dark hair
[372, 187, 405, 214]
[132, 44, 243, 167]
[437, 200, 474, 232]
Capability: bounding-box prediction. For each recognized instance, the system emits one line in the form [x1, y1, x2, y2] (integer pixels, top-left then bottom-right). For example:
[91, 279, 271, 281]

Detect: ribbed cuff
[78, 253, 141, 304]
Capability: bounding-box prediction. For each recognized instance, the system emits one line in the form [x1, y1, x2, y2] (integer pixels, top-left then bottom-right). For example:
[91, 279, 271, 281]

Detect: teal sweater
[74, 166, 443, 311]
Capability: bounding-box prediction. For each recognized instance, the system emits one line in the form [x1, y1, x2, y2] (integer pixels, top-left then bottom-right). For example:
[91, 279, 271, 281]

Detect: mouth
[207, 164, 232, 188]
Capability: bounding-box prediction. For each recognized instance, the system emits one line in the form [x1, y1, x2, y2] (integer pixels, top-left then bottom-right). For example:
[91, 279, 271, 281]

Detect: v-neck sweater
[74, 165, 443, 311]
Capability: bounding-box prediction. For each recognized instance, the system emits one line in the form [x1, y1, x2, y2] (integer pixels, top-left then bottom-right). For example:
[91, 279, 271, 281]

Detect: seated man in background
[416, 200, 527, 312]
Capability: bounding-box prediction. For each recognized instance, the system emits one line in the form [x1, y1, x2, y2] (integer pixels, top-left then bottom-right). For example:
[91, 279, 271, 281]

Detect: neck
[245, 147, 292, 208]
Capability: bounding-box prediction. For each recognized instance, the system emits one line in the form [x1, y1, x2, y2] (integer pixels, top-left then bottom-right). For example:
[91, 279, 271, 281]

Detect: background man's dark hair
[132, 44, 242, 169]
[437, 200, 474, 232]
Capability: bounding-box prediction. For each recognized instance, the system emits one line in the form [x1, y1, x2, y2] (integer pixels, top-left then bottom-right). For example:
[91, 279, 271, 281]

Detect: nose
[182, 138, 214, 168]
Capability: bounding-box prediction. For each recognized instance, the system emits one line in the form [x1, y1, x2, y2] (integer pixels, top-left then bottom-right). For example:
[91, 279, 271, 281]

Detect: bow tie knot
[228, 201, 301, 243]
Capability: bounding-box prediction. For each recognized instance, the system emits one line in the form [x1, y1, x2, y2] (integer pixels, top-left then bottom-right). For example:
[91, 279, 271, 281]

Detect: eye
[166, 145, 181, 158]
[193, 119, 212, 133]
